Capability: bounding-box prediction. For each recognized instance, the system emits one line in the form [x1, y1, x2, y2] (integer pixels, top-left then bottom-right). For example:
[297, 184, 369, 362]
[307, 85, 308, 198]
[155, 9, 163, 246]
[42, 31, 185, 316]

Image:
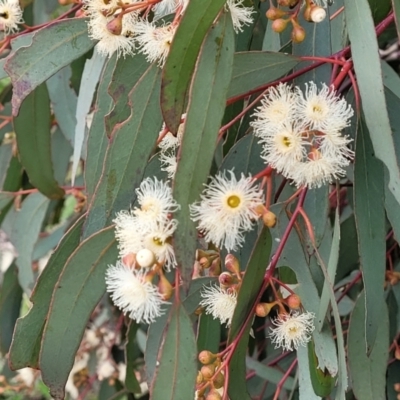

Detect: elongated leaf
[8, 216, 84, 370]
[348, 292, 389, 400]
[227, 52, 300, 99]
[5, 18, 94, 115]
[393, 0, 400, 38]
[161, 0, 227, 133]
[39, 226, 118, 400]
[151, 302, 197, 400]
[344, 0, 400, 208]
[0, 264, 22, 355]
[84, 55, 117, 201]
[354, 117, 385, 353]
[228, 228, 271, 400]
[125, 321, 142, 394]
[2, 193, 50, 292]
[13, 83, 64, 199]
[298, 345, 321, 400]
[83, 64, 162, 238]
[172, 13, 235, 286]
[0, 143, 12, 188]
[196, 313, 221, 355]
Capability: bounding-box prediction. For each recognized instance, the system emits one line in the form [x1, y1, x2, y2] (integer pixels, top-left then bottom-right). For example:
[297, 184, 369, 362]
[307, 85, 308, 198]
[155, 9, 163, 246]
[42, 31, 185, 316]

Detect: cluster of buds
[266, 0, 327, 43]
[196, 351, 225, 400]
[386, 270, 400, 286]
[254, 203, 277, 228]
[256, 293, 301, 317]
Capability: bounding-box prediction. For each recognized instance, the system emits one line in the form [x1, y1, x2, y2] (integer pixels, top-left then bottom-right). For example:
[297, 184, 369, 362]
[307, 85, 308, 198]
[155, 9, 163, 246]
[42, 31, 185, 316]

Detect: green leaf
[196, 313, 221, 355]
[160, 0, 227, 133]
[13, 83, 64, 199]
[5, 18, 94, 115]
[330, 0, 347, 53]
[172, 12, 235, 286]
[348, 292, 389, 400]
[124, 321, 142, 394]
[354, 117, 385, 353]
[393, 0, 400, 38]
[0, 143, 12, 188]
[39, 226, 118, 400]
[227, 227, 272, 400]
[84, 55, 117, 202]
[227, 52, 300, 99]
[0, 264, 22, 355]
[2, 193, 50, 292]
[368, 0, 391, 23]
[8, 216, 84, 370]
[344, 0, 400, 208]
[83, 64, 162, 238]
[150, 302, 197, 400]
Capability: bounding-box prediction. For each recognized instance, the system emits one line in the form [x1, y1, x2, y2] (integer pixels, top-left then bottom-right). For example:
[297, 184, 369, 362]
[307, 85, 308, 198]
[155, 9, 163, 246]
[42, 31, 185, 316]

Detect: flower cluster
[0, 0, 24, 36]
[84, 0, 255, 60]
[251, 82, 354, 188]
[105, 177, 179, 324]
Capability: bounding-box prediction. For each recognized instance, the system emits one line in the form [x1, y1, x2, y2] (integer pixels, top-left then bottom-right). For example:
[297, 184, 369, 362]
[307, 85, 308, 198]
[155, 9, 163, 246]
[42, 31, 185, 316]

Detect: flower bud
[199, 256, 211, 269]
[198, 350, 216, 365]
[255, 302, 274, 317]
[208, 257, 221, 277]
[136, 248, 156, 268]
[225, 254, 240, 276]
[106, 15, 123, 36]
[262, 211, 277, 228]
[122, 253, 136, 268]
[206, 390, 222, 400]
[158, 272, 173, 300]
[196, 371, 204, 384]
[266, 6, 287, 21]
[310, 6, 327, 23]
[291, 23, 306, 43]
[272, 18, 289, 33]
[218, 272, 234, 287]
[286, 294, 301, 309]
[201, 364, 215, 380]
[213, 372, 225, 389]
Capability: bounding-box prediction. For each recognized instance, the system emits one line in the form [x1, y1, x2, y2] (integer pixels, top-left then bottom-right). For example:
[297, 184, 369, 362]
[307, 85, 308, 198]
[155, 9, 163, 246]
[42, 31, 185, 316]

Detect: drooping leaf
[150, 302, 197, 400]
[83, 64, 163, 238]
[39, 226, 118, 400]
[354, 117, 385, 353]
[13, 83, 64, 199]
[8, 216, 84, 370]
[5, 18, 94, 115]
[172, 12, 235, 286]
[160, 0, 227, 133]
[124, 321, 142, 394]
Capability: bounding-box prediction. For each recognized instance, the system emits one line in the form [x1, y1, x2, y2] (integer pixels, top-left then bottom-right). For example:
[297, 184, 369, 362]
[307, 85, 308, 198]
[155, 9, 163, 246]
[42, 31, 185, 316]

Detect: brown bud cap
[266, 6, 287, 21]
[291, 24, 306, 43]
[218, 272, 234, 287]
[225, 254, 240, 275]
[310, 6, 327, 23]
[272, 18, 289, 33]
[106, 15, 123, 36]
[201, 364, 215, 380]
[255, 302, 273, 317]
[262, 211, 277, 228]
[206, 390, 222, 400]
[286, 294, 301, 309]
[213, 372, 225, 389]
[198, 350, 216, 365]
[196, 371, 204, 384]
[199, 256, 211, 269]
[158, 273, 173, 300]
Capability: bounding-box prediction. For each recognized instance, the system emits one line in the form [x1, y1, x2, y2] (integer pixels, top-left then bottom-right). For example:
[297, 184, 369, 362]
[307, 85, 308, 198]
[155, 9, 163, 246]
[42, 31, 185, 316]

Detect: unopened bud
[198, 350, 216, 365]
[196, 371, 204, 384]
[262, 211, 277, 228]
[213, 372, 225, 389]
[136, 248, 156, 268]
[106, 15, 123, 35]
[286, 294, 301, 309]
[122, 253, 136, 268]
[291, 23, 306, 43]
[272, 18, 289, 33]
[209, 257, 221, 277]
[206, 390, 222, 400]
[225, 254, 240, 275]
[266, 6, 287, 20]
[199, 256, 211, 269]
[201, 364, 215, 380]
[158, 273, 173, 300]
[255, 302, 274, 317]
[394, 382, 400, 392]
[218, 272, 234, 287]
[310, 6, 327, 23]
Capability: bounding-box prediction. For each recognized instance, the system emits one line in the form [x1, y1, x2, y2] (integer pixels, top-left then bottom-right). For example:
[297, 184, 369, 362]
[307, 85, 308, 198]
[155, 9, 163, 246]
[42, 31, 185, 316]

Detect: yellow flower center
[0, 12, 9, 19]
[282, 136, 291, 147]
[312, 105, 323, 114]
[227, 195, 241, 208]
[152, 237, 164, 247]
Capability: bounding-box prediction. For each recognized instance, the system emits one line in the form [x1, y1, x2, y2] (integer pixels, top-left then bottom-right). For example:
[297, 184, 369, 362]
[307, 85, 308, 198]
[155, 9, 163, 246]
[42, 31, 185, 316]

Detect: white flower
[251, 83, 298, 137]
[135, 20, 176, 66]
[159, 132, 180, 151]
[114, 210, 144, 256]
[105, 261, 167, 324]
[153, 0, 184, 19]
[200, 285, 237, 326]
[133, 177, 180, 223]
[160, 150, 178, 179]
[88, 11, 137, 58]
[84, 0, 118, 16]
[0, 0, 24, 35]
[190, 171, 264, 252]
[226, 0, 254, 33]
[296, 82, 354, 132]
[269, 311, 315, 351]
